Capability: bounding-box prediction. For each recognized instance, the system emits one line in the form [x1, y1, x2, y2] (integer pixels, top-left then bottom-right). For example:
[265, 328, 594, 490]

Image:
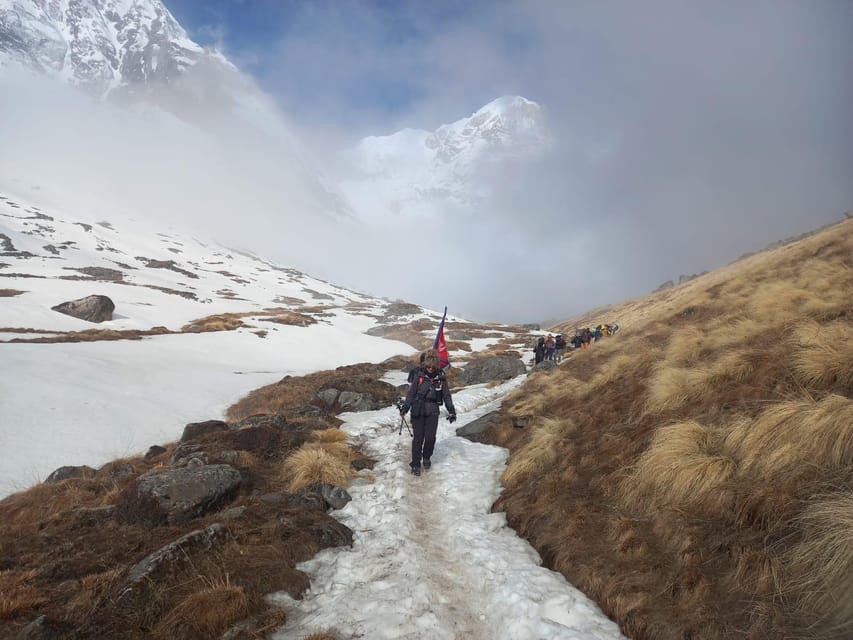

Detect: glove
[448, 413, 457, 423]
[400, 403, 409, 417]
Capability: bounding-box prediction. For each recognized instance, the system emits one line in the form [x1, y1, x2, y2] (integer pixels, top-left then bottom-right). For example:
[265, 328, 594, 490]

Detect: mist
[251, 0, 853, 323]
[3, 0, 853, 325]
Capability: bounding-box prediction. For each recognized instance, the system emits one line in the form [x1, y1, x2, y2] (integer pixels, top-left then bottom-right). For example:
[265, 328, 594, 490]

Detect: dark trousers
[411, 412, 439, 468]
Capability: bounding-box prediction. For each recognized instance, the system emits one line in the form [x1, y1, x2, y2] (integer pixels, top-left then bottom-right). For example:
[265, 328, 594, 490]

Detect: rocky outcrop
[454, 355, 526, 386]
[51, 294, 115, 322]
[315, 376, 397, 412]
[115, 464, 242, 526]
[45, 465, 96, 483]
[118, 524, 229, 603]
[455, 411, 502, 443]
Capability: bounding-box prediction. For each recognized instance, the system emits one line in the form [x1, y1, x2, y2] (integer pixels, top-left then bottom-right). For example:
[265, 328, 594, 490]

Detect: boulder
[44, 465, 96, 484]
[454, 356, 527, 386]
[115, 464, 242, 526]
[455, 411, 502, 443]
[318, 483, 352, 510]
[144, 445, 167, 460]
[231, 414, 287, 431]
[180, 419, 229, 442]
[118, 524, 228, 602]
[51, 294, 115, 323]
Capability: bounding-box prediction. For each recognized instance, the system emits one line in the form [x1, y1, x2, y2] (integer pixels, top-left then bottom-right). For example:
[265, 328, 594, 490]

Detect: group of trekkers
[398, 322, 621, 476]
[532, 323, 620, 364]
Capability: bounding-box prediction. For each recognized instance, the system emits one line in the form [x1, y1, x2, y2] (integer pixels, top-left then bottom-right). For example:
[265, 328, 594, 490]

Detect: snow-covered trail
[271, 377, 627, 640]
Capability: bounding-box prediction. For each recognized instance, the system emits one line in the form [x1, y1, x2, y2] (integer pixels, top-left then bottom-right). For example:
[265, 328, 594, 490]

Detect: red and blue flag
[433, 307, 450, 369]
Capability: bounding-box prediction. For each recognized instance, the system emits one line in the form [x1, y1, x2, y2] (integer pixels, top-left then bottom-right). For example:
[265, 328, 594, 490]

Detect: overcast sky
[162, 0, 853, 324]
[2, 1, 851, 324]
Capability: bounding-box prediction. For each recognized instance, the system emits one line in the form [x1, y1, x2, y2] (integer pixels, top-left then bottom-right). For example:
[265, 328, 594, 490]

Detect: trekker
[545, 334, 556, 360]
[399, 349, 456, 476]
[533, 336, 546, 364]
[554, 334, 566, 362]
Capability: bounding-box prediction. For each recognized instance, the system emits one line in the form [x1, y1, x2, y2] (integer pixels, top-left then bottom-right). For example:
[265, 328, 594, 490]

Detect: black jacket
[403, 367, 455, 418]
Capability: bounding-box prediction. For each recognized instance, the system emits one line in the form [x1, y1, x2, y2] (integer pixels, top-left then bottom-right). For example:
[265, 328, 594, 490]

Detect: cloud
[2, 0, 851, 325]
[251, 0, 853, 322]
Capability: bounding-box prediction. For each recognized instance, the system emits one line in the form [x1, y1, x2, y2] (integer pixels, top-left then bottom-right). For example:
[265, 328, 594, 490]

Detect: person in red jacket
[399, 349, 456, 476]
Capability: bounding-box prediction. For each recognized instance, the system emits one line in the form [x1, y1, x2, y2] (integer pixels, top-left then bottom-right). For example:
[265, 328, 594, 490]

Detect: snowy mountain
[0, 0, 210, 95]
[0, 0, 218, 94]
[0, 0, 351, 221]
[339, 96, 550, 219]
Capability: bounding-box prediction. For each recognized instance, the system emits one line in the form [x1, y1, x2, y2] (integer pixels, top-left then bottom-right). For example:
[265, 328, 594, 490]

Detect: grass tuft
[281, 443, 353, 491]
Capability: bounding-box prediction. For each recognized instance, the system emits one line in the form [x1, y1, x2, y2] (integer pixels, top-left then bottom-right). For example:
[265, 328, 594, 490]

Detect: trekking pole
[398, 414, 412, 436]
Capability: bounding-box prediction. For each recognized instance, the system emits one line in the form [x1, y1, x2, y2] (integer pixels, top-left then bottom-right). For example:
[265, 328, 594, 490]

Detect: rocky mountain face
[0, 0, 215, 95]
[0, 0, 353, 221]
[339, 95, 550, 219]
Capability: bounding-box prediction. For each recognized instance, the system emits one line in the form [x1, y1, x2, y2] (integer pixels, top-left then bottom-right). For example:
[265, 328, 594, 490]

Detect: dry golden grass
[153, 580, 249, 639]
[501, 418, 573, 486]
[723, 395, 853, 481]
[644, 365, 710, 414]
[0, 289, 25, 297]
[785, 494, 853, 637]
[312, 428, 350, 443]
[281, 443, 354, 491]
[67, 567, 123, 615]
[505, 369, 586, 417]
[791, 319, 853, 391]
[620, 421, 736, 512]
[494, 219, 853, 639]
[182, 312, 246, 333]
[0, 569, 46, 619]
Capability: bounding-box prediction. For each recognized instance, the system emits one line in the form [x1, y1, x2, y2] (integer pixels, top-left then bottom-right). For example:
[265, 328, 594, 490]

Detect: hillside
[486, 216, 853, 639]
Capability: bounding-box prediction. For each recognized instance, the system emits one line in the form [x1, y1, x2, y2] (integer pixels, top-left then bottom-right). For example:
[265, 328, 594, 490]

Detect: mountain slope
[339, 95, 549, 219]
[0, 188, 452, 496]
[489, 216, 853, 639]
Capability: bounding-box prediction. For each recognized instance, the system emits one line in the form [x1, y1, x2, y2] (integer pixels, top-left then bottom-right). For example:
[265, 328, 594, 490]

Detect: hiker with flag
[399, 309, 456, 476]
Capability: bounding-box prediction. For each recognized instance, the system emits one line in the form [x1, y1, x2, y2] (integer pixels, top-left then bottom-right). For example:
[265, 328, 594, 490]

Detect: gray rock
[180, 419, 229, 442]
[230, 414, 287, 431]
[171, 443, 206, 464]
[44, 465, 96, 484]
[316, 388, 340, 405]
[337, 390, 379, 412]
[455, 411, 502, 443]
[103, 462, 135, 481]
[118, 524, 228, 602]
[285, 491, 326, 511]
[15, 615, 54, 640]
[144, 445, 167, 460]
[318, 483, 352, 510]
[116, 464, 242, 526]
[455, 356, 527, 386]
[288, 404, 325, 419]
[50, 294, 114, 322]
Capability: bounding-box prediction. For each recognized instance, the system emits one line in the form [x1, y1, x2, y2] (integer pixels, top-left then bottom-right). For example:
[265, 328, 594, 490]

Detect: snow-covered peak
[0, 0, 207, 93]
[339, 95, 549, 220]
[426, 95, 545, 164]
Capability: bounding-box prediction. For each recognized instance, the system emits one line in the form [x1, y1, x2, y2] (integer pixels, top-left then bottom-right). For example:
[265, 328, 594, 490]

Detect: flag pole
[433, 306, 449, 369]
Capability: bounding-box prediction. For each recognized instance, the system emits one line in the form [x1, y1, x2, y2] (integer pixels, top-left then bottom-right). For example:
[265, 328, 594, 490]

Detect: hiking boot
[411, 466, 421, 476]
[423, 459, 431, 470]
